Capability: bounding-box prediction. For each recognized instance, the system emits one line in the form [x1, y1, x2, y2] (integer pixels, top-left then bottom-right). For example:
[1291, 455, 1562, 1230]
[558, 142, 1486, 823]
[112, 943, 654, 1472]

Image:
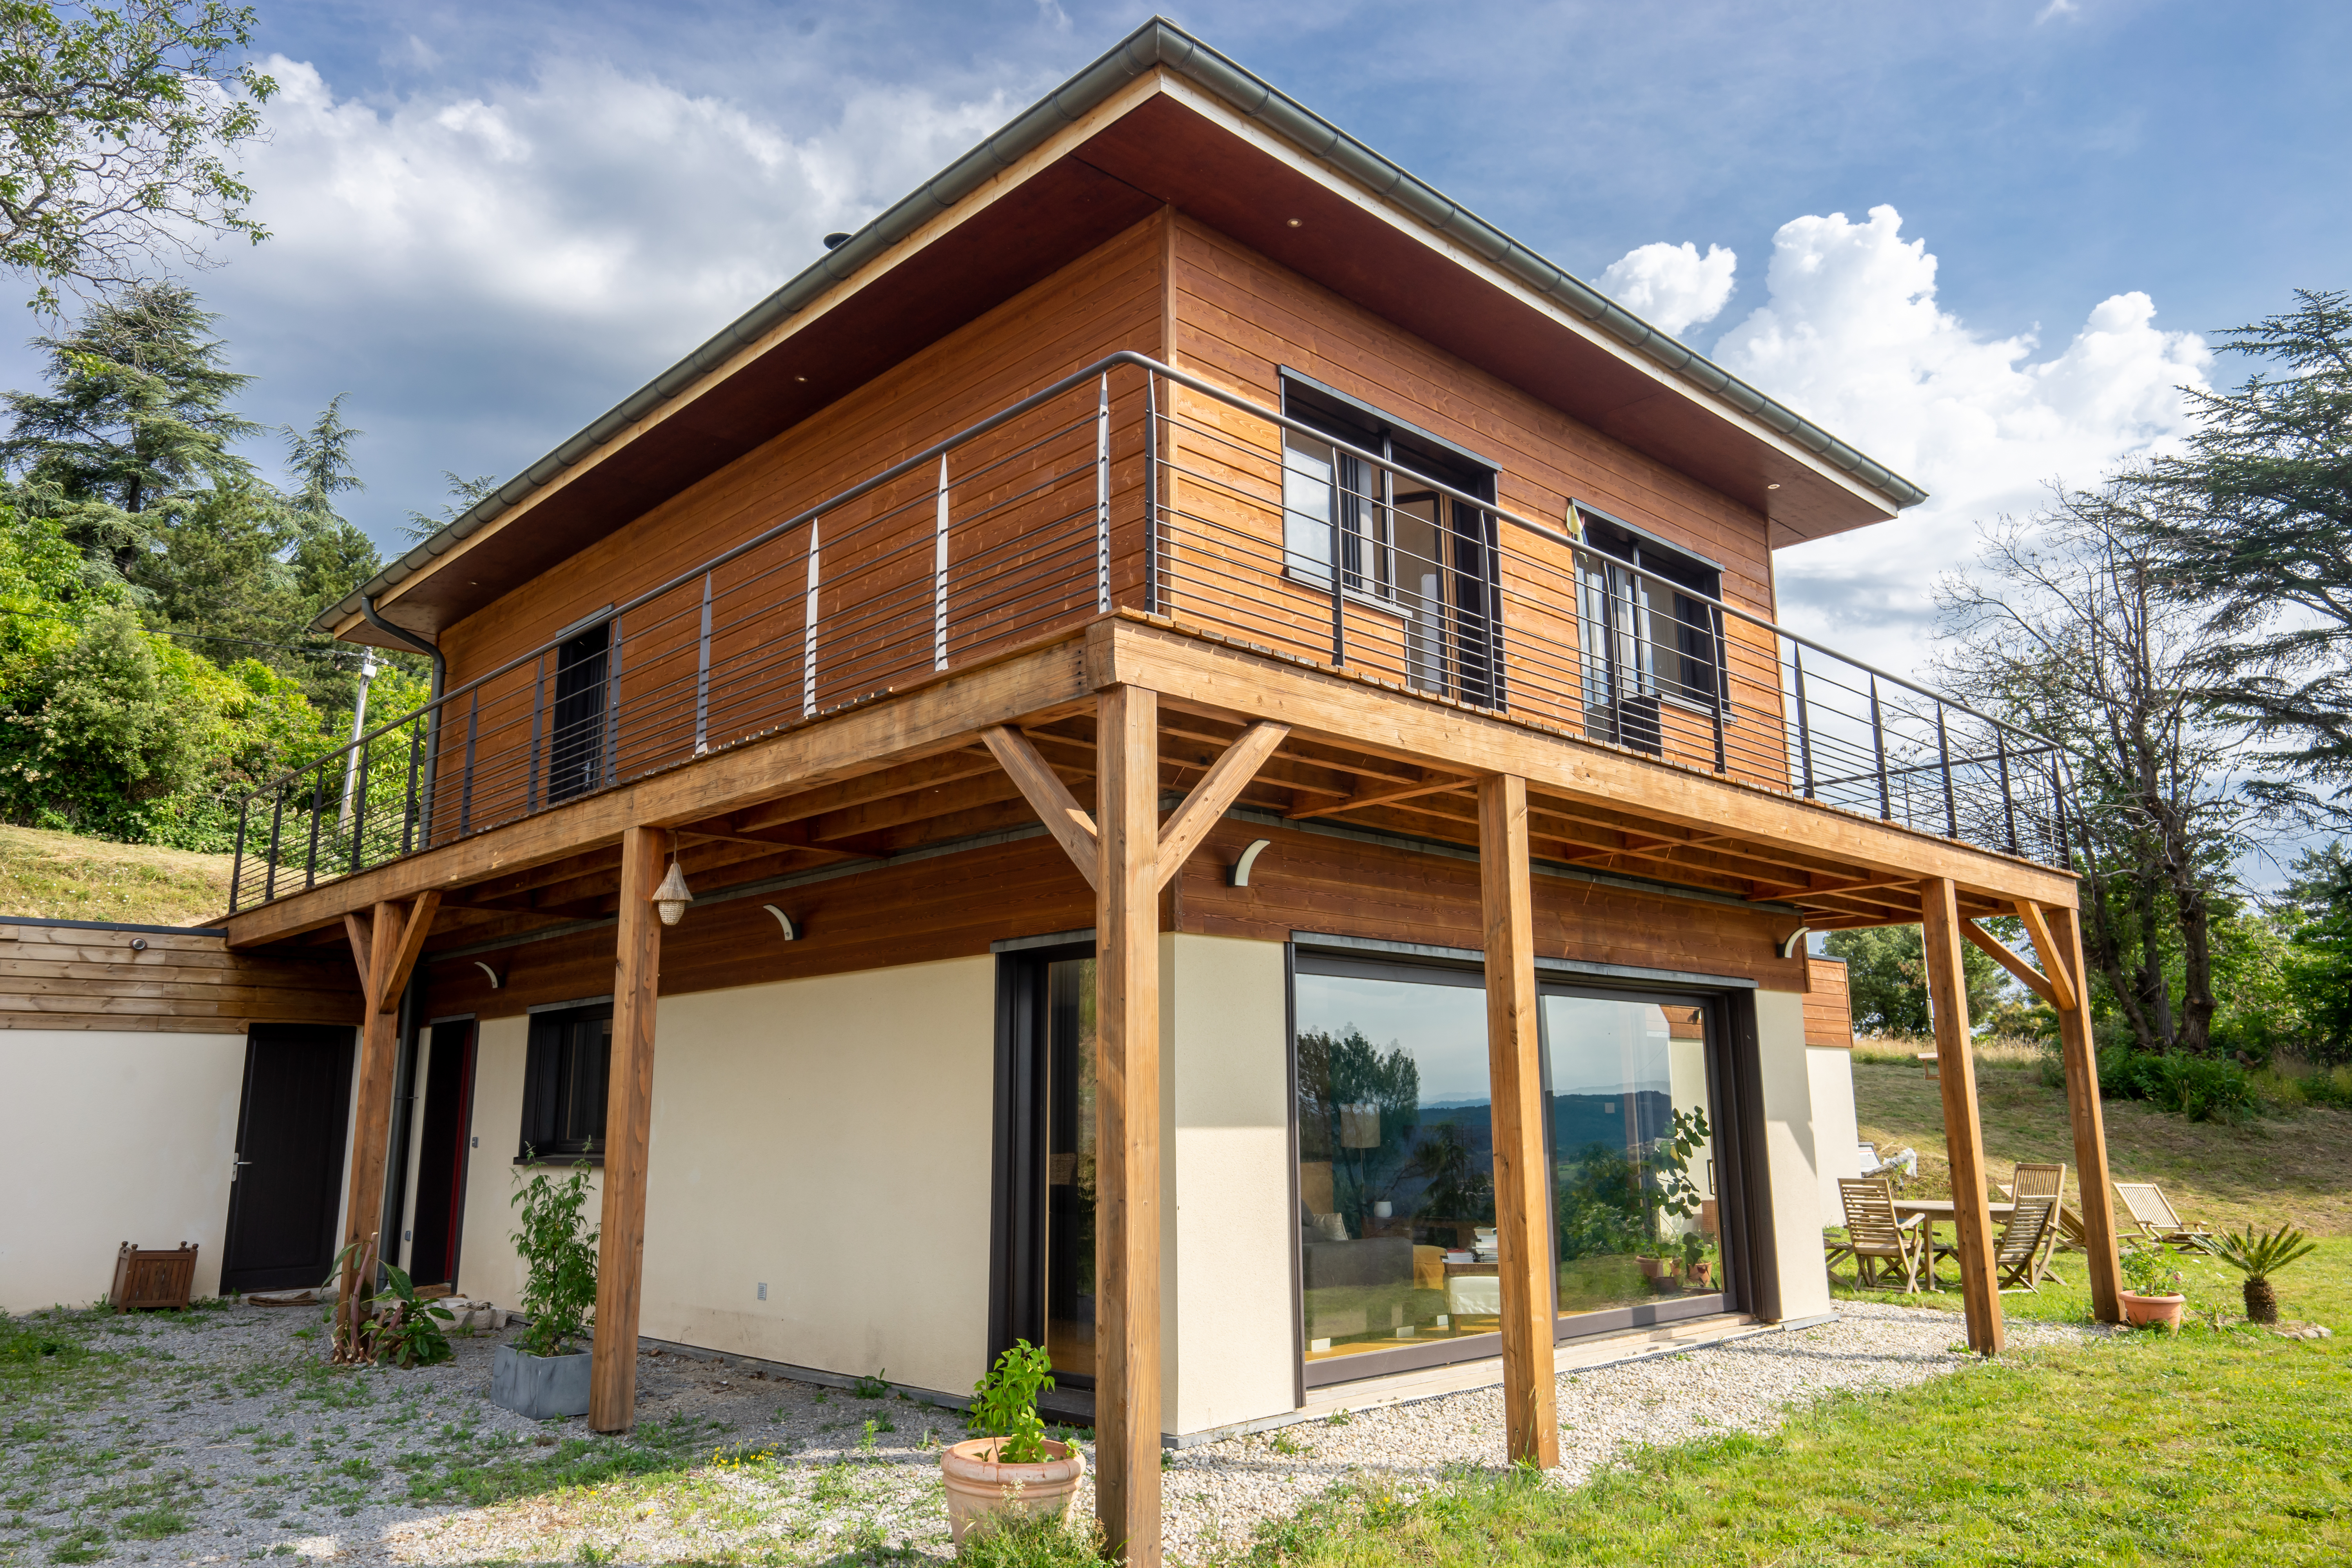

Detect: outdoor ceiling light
[761, 904, 799, 940]
[1777, 926, 1812, 960]
[472, 961, 502, 990]
[653, 861, 693, 926]
[1230, 838, 1272, 887]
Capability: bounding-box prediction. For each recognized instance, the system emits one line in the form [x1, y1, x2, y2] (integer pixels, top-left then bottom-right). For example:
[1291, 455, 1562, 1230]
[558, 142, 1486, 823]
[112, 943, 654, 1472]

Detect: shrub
[2096, 1046, 2254, 1123]
[509, 1160, 599, 1356]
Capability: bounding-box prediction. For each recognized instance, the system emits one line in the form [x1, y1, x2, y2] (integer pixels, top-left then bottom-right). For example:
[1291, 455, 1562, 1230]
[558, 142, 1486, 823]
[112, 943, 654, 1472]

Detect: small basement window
[518, 1003, 612, 1162]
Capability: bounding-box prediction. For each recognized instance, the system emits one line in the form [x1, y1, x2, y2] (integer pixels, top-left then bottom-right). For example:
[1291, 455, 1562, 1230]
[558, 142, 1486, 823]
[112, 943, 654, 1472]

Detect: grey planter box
[490, 1342, 591, 1419]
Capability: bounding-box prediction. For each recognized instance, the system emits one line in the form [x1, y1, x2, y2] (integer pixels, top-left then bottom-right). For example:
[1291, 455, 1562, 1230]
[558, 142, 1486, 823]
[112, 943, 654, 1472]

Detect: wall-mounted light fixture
[1776, 926, 1813, 960]
[472, 961, 503, 990]
[761, 904, 798, 940]
[653, 861, 693, 926]
[1230, 839, 1272, 887]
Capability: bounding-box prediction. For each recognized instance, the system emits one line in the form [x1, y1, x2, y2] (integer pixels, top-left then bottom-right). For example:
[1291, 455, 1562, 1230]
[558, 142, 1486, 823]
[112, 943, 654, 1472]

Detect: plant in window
[1653, 1105, 1713, 1225]
[1553, 1142, 1648, 1261]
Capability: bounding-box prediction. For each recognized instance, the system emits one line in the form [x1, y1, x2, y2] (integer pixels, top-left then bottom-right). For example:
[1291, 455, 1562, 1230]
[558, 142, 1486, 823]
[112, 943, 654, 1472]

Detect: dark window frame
[1574, 501, 1731, 751]
[546, 617, 613, 804]
[517, 1001, 613, 1164]
[1288, 946, 1757, 1389]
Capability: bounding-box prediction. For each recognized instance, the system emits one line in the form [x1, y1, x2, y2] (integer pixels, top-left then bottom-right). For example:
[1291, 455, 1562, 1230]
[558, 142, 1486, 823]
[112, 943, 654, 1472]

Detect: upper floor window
[1573, 504, 1726, 751]
[1278, 373, 1502, 706]
[546, 618, 611, 803]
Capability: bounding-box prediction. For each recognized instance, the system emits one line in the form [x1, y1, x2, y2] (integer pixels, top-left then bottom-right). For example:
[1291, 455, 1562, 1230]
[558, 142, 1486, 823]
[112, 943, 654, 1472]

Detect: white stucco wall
[0, 1030, 250, 1310]
[1753, 991, 1831, 1322]
[455, 958, 997, 1398]
[1807, 1047, 1863, 1221]
[1166, 933, 1295, 1436]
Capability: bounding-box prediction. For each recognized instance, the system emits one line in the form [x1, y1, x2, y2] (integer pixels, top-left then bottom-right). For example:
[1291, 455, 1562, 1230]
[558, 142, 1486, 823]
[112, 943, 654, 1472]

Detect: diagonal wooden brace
[982, 726, 1100, 888]
[1156, 722, 1287, 888]
[2011, 901, 2080, 1013]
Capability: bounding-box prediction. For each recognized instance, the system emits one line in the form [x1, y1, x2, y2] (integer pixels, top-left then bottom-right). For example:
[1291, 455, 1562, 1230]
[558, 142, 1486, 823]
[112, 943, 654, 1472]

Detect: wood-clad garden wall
[0, 922, 361, 1033]
[1804, 955, 1854, 1047]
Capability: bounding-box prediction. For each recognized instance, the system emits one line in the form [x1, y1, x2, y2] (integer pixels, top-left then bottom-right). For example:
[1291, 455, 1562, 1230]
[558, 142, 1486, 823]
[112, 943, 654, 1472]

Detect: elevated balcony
[221, 354, 2074, 939]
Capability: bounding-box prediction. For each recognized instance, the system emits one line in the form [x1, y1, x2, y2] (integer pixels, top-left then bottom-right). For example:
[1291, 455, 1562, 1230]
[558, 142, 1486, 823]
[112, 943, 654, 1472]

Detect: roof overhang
[322, 18, 1921, 650]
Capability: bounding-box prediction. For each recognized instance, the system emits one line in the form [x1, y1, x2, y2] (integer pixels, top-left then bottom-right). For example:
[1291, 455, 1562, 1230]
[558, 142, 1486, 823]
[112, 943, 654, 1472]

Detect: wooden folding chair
[2114, 1181, 2213, 1253]
[1995, 1194, 2062, 1291]
[1835, 1178, 1929, 1292]
[2010, 1162, 2069, 1272]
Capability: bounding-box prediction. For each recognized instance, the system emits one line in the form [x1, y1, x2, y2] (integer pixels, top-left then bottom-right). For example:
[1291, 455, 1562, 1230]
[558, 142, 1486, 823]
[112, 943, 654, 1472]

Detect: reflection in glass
[1542, 996, 1721, 1316]
[1295, 969, 1496, 1364]
[1043, 958, 1097, 1381]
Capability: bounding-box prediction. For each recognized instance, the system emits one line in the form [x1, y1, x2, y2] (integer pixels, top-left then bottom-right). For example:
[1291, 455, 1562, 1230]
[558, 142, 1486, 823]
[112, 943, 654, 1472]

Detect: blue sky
[5, 0, 2345, 680]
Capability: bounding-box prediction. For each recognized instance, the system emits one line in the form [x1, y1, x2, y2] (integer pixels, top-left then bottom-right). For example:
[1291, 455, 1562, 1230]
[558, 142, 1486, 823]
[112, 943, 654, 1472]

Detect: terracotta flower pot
[1686, 1261, 1714, 1290]
[1637, 1256, 1673, 1281]
[940, 1436, 1085, 1543]
[2120, 1291, 2187, 1330]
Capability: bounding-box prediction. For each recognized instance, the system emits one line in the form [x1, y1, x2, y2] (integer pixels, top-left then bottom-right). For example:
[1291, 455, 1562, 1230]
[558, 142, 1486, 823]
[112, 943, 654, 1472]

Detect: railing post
[1937, 703, 1958, 839]
[348, 739, 370, 875]
[304, 768, 325, 890]
[802, 519, 822, 718]
[400, 722, 422, 857]
[1095, 374, 1111, 615]
[1144, 370, 1159, 617]
[695, 571, 713, 753]
[1708, 605, 1726, 773]
[2053, 759, 2073, 871]
[527, 654, 546, 815]
[264, 790, 284, 903]
[459, 690, 479, 837]
[1870, 675, 1892, 821]
[934, 457, 951, 672]
[603, 613, 624, 790]
[228, 798, 248, 915]
[1329, 481, 1346, 669]
[1996, 728, 2018, 855]
[1792, 644, 1815, 798]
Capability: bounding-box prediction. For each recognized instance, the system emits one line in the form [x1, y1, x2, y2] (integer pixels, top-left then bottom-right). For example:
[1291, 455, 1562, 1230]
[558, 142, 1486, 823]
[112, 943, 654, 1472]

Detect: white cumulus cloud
[1596, 240, 1738, 337]
[1702, 204, 2210, 675]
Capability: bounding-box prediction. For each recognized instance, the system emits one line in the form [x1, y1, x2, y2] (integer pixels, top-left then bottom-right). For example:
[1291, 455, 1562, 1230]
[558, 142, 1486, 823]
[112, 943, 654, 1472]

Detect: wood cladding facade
[1804, 956, 1855, 1048]
[0, 922, 360, 1033]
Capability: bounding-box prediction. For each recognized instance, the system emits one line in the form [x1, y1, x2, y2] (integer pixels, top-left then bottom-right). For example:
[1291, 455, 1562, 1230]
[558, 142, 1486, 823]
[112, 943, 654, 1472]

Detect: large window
[1294, 955, 1496, 1369]
[1279, 377, 1501, 707]
[1541, 992, 1727, 1321]
[1292, 949, 1741, 1383]
[1573, 504, 1725, 755]
[519, 1004, 611, 1161]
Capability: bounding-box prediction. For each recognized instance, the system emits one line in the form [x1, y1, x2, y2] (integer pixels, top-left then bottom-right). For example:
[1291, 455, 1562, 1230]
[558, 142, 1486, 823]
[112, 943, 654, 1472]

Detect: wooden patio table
[1893, 1199, 2015, 1292]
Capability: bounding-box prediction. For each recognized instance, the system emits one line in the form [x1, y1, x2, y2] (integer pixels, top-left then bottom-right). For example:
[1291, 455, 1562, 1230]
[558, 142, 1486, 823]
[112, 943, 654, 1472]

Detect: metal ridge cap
[316, 14, 1920, 638]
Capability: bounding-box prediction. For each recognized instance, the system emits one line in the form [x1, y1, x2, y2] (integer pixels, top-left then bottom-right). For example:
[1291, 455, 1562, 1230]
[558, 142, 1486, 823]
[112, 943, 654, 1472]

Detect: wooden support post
[1920, 877, 2003, 1354]
[591, 825, 665, 1433]
[1094, 685, 1162, 1566]
[339, 900, 405, 1310]
[1478, 774, 1560, 1467]
[2038, 901, 2124, 1322]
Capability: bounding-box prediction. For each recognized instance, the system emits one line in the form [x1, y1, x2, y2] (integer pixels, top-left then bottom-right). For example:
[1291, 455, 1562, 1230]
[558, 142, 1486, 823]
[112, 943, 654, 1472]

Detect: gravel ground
[0, 1300, 2102, 1565]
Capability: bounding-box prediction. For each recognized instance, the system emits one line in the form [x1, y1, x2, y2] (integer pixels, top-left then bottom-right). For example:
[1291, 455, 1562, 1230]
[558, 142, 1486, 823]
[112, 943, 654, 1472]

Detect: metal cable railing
[226, 354, 2067, 914]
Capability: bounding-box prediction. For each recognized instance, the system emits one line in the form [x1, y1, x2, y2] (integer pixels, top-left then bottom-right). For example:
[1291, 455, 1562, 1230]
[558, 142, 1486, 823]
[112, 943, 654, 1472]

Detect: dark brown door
[221, 1024, 355, 1293]
[407, 1020, 477, 1288]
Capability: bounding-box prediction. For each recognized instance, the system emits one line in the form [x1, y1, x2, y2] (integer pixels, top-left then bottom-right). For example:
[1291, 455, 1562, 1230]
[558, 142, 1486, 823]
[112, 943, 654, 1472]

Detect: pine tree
[2129, 289, 2352, 818]
[0, 280, 257, 582]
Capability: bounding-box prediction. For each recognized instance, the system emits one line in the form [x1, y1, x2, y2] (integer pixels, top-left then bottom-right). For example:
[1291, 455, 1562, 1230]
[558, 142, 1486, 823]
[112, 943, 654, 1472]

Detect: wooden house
[0, 22, 2124, 1561]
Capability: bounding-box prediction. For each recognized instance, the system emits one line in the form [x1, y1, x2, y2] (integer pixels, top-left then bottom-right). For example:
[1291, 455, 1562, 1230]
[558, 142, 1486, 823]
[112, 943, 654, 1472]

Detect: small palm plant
[2201, 1224, 2318, 1325]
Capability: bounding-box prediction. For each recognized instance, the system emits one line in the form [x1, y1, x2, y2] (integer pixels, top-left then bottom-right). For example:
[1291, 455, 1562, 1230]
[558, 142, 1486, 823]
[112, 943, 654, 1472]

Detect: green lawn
[0, 823, 234, 926]
[1228, 1052, 2352, 1568]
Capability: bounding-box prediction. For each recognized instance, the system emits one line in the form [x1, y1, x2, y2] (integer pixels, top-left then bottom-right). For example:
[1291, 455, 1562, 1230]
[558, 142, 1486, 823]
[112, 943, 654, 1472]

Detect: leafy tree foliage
[2128, 289, 2352, 818]
[402, 468, 497, 543]
[1821, 923, 2004, 1037]
[0, 1, 276, 312]
[2278, 842, 2352, 1065]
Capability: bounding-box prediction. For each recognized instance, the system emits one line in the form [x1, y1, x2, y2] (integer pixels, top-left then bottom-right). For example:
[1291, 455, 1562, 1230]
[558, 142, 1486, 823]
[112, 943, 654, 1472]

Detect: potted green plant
[941, 1340, 1085, 1543]
[492, 1159, 600, 1418]
[2119, 1243, 2187, 1330]
[2201, 1223, 2317, 1326]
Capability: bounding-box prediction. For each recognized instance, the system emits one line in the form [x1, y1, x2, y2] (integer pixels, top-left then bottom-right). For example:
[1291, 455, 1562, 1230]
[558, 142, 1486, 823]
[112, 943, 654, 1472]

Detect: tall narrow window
[547, 621, 610, 802]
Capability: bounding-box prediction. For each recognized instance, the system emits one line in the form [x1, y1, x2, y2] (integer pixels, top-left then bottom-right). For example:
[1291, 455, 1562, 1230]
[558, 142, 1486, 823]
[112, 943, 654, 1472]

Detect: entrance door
[406, 1020, 477, 1289]
[221, 1024, 356, 1294]
[991, 944, 1098, 1398]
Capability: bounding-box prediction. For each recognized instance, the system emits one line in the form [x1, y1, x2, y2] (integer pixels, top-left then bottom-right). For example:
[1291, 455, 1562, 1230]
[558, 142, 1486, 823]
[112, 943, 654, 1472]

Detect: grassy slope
[0, 824, 234, 926]
[1248, 1052, 2352, 1567]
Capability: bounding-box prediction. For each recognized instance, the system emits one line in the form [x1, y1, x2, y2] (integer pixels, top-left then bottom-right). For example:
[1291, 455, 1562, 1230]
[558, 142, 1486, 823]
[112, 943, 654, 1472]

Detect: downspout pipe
[361, 597, 445, 848]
